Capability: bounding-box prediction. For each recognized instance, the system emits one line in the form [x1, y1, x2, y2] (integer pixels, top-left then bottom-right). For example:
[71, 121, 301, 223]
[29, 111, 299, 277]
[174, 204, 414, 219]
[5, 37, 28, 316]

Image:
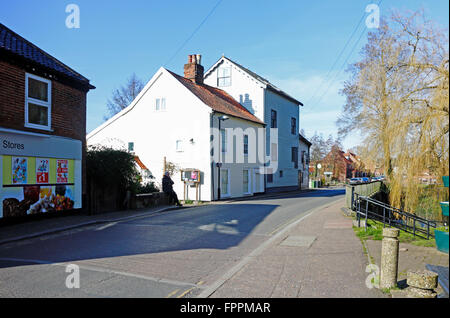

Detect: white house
[298, 134, 311, 189]
[204, 56, 304, 192]
[87, 55, 265, 201]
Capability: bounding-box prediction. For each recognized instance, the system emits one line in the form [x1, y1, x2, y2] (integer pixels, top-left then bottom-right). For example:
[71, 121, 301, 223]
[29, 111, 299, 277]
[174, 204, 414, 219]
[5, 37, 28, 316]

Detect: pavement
[200, 197, 385, 298]
[366, 239, 449, 297]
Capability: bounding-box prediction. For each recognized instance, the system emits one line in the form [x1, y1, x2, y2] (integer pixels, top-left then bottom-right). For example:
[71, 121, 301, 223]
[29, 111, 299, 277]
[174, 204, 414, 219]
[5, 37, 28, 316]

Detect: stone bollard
[406, 270, 438, 298]
[380, 228, 400, 289]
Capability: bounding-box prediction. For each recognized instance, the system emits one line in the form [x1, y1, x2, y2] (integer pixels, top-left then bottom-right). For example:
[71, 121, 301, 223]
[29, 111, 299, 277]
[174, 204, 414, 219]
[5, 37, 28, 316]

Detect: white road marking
[196, 198, 345, 298]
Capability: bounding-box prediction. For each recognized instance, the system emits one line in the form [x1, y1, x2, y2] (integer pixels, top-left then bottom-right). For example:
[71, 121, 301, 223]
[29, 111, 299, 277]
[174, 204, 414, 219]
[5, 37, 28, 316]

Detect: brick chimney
[184, 54, 204, 85]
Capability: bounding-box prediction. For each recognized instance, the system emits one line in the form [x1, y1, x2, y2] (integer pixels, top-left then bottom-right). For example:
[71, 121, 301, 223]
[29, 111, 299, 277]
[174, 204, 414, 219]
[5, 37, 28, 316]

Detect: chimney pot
[184, 54, 204, 84]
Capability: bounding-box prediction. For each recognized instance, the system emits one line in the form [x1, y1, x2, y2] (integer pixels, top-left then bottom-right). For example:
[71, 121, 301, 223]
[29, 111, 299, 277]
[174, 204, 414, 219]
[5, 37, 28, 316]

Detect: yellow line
[177, 287, 195, 298]
[166, 289, 180, 298]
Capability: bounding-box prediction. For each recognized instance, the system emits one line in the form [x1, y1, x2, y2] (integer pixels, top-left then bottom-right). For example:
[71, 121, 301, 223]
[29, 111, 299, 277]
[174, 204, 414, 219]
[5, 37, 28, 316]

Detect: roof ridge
[166, 69, 264, 125]
[219, 56, 303, 106]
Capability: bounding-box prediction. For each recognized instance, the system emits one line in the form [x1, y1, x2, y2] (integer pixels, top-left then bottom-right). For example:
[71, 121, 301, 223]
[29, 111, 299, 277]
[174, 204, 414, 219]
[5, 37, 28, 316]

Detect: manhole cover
[280, 235, 316, 248]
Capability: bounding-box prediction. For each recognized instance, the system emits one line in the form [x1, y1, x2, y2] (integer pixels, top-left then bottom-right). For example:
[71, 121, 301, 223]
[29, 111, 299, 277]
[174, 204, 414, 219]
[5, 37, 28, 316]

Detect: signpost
[181, 169, 201, 203]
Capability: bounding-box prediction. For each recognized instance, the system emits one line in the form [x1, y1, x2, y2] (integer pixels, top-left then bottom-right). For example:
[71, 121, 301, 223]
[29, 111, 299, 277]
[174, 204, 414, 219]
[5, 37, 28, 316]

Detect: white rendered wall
[87, 69, 213, 201]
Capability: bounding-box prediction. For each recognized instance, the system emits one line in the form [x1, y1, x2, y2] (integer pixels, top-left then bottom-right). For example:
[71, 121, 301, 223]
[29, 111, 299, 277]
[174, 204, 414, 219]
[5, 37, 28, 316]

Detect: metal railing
[345, 181, 383, 209]
[353, 193, 438, 239]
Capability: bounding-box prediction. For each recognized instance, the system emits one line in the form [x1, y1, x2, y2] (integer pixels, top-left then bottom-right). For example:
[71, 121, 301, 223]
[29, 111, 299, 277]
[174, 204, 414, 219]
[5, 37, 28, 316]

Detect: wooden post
[163, 156, 166, 175]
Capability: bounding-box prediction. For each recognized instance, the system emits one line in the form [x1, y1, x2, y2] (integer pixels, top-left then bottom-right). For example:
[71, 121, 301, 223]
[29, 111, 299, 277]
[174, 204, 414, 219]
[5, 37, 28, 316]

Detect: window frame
[25, 73, 52, 131]
[155, 97, 166, 111]
[291, 117, 296, 135]
[176, 140, 184, 152]
[217, 66, 231, 87]
[271, 109, 277, 128]
[220, 168, 231, 197]
[243, 134, 249, 156]
[221, 129, 227, 153]
[243, 169, 251, 194]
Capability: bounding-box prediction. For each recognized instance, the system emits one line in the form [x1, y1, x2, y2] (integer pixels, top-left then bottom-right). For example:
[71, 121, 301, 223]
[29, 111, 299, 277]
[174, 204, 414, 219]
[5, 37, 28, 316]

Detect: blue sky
[1, 0, 448, 150]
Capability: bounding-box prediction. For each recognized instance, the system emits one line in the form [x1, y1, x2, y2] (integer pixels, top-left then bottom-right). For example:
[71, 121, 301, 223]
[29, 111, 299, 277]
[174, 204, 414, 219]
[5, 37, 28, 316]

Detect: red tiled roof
[134, 156, 149, 170]
[167, 69, 264, 125]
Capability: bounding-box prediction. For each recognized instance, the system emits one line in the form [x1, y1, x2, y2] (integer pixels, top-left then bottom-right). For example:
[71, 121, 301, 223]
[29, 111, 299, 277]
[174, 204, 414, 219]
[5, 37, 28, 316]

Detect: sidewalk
[0, 205, 180, 245]
[204, 198, 385, 298]
[366, 239, 449, 297]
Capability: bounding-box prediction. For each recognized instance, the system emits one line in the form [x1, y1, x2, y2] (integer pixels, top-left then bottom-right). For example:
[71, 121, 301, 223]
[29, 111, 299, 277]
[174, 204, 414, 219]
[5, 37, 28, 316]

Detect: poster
[12, 157, 27, 184]
[36, 158, 49, 184]
[1, 185, 75, 218]
[56, 159, 68, 183]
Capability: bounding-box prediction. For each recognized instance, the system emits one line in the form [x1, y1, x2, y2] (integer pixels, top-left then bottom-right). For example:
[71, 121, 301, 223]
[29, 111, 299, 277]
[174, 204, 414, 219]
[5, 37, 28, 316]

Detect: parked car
[361, 177, 370, 183]
[349, 178, 361, 184]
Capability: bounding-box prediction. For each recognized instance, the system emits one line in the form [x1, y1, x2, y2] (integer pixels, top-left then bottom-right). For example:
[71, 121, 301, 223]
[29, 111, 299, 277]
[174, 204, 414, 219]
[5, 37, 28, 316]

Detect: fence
[354, 193, 437, 239]
[345, 181, 383, 209]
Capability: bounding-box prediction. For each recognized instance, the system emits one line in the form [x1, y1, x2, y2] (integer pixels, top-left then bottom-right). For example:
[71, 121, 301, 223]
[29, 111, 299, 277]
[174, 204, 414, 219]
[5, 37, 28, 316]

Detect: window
[292, 147, 298, 169]
[279, 170, 283, 178]
[271, 110, 277, 128]
[155, 98, 166, 111]
[267, 168, 273, 183]
[221, 169, 229, 196]
[25, 73, 51, 130]
[243, 169, 250, 194]
[291, 117, 296, 135]
[271, 143, 278, 161]
[217, 66, 231, 87]
[243, 134, 249, 155]
[221, 129, 227, 153]
[128, 142, 134, 152]
[176, 140, 183, 152]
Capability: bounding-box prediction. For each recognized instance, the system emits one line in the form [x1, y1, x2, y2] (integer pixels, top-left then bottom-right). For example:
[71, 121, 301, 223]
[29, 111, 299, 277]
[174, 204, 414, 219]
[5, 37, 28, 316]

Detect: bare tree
[337, 9, 449, 216]
[104, 73, 145, 120]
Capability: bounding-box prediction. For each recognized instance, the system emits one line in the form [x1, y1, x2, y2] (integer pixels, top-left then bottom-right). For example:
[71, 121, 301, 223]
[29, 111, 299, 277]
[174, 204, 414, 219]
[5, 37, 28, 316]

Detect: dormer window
[25, 73, 51, 130]
[217, 66, 231, 87]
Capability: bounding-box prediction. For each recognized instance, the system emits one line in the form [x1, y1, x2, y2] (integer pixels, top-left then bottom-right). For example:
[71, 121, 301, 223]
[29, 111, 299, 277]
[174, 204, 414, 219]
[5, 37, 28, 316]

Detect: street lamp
[217, 115, 229, 200]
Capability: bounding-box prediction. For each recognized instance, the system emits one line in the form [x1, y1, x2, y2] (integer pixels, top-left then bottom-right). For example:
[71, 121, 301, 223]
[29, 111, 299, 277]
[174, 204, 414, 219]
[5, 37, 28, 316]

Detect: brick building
[0, 23, 94, 219]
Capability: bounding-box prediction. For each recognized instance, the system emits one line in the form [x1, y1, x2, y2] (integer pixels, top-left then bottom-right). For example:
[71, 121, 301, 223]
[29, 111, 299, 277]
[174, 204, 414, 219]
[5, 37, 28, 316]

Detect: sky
[1, 0, 449, 151]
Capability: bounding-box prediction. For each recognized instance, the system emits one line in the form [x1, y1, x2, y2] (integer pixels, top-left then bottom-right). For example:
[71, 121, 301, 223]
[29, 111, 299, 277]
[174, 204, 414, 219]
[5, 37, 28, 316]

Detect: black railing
[353, 193, 438, 239]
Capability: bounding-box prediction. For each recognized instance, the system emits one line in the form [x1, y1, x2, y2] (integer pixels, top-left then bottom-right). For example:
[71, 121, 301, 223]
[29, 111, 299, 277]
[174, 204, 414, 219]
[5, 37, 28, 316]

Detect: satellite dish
[317, 163, 322, 169]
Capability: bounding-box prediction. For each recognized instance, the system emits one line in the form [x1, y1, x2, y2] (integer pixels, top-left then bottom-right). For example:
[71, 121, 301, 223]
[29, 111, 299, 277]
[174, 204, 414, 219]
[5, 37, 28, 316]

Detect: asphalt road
[0, 188, 345, 298]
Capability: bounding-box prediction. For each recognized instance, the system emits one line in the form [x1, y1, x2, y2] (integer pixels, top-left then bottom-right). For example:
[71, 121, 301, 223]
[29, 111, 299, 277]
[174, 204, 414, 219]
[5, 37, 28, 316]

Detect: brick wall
[0, 60, 88, 199]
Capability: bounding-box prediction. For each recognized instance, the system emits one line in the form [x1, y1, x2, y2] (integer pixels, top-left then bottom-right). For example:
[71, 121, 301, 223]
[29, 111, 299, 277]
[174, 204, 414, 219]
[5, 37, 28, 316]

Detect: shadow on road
[0, 203, 280, 269]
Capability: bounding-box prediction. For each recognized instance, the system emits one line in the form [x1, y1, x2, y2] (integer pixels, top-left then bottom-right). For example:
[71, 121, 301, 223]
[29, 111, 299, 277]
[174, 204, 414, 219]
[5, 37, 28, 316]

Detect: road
[0, 188, 344, 298]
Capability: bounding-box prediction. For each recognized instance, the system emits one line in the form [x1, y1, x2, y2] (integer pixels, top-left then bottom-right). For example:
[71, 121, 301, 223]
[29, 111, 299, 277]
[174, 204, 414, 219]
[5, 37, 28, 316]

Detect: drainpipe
[210, 112, 215, 201]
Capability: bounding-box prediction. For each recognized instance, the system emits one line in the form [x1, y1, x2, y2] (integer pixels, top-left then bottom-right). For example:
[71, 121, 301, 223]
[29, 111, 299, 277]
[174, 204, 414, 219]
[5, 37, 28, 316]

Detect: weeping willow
[338, 10, 449, 219]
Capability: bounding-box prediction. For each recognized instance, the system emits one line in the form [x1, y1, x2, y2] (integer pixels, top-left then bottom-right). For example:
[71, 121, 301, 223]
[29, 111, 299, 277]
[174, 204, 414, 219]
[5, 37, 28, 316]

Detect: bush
[136, 182, 159, 194]
[86, 145, 142, 194]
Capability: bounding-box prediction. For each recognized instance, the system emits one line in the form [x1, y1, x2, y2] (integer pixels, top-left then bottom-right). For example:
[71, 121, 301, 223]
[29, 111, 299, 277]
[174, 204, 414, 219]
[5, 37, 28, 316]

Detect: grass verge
[353, 219, 437, 247]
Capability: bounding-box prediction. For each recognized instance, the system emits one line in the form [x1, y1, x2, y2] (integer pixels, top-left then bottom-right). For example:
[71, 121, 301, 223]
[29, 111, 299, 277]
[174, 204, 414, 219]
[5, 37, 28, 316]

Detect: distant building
[320, 147, 369, 182]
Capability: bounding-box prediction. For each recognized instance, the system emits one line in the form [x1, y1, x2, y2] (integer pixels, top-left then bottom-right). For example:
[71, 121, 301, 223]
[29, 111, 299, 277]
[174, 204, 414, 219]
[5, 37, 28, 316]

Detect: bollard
[406, 270, 438, 298]
[380, 228, 400, 289]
